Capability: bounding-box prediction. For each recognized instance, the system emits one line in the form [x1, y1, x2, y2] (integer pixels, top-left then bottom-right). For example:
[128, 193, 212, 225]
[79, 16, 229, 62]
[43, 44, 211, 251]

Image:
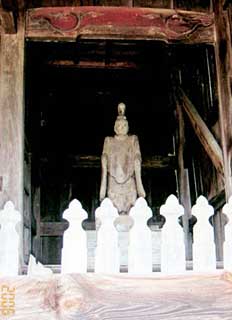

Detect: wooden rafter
[176, 88, 224, 178]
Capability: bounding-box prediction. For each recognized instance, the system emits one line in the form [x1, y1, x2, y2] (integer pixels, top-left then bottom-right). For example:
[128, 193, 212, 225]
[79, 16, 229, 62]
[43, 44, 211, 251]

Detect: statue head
[114, 103, 129, 136]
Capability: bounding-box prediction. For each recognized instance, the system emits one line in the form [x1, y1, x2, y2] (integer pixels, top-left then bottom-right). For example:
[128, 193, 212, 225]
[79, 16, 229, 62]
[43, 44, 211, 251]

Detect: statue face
[114, 120, 129, 136]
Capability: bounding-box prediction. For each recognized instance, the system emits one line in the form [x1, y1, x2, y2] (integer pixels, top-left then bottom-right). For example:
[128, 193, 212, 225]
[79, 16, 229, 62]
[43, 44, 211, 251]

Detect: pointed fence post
[192, 196, 216, 272]
[0, 201, 21, 276]
[27, 254, 53, 275]
[95, 198, 120, 273]
[128, 198, 152, 274]
[160, 195, 186, 274]
[223, 196, 232, 271]
[61, 199, 88, 274]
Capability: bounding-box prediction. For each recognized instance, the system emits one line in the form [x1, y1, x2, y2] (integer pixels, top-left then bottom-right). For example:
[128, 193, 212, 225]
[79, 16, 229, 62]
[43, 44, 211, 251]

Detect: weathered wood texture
[0, 16, 25, 269]
[43, 154, 175, 169]
[176, 88, 224, 177]
[17, 0, 212, 12]
[1, 272, 232, 319]
[26, 7, 215, 43]
[214, 0, 232, 199]
[176, 99, 192, 260]
[40, 222, 69, 236]
[0, 8, 16, 33]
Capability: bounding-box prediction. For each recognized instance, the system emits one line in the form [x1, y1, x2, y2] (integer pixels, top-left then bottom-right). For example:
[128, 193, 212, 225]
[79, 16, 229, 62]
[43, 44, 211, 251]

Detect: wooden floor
[1, 271, 232, 319]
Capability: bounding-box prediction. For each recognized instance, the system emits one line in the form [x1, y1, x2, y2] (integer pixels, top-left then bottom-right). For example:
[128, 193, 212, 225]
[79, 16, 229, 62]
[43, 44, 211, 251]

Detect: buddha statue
[100, 102, 146, 214]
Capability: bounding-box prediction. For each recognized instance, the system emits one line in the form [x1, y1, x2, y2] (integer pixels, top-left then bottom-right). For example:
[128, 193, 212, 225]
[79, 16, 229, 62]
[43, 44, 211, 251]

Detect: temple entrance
[25, 38, 218, 265]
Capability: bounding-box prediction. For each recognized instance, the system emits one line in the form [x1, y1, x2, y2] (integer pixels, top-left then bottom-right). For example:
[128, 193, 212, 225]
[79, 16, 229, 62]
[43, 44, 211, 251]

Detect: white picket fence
[1, 194, 232, 276]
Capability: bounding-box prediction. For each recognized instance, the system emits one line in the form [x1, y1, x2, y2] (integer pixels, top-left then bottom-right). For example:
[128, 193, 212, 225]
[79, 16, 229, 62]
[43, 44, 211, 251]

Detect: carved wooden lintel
[26, 7, 215, 44]
[0, 8, 16, 34]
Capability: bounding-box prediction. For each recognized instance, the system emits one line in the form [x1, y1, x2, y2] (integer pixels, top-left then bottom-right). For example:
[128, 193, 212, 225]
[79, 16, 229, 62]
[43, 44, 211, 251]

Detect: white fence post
[192, 196, 216, 272]
[61, 199, 88, 274]
[223, 196, 232, 271]
[27, 254, 53, 275]
[0, 201, 21, 276]
[160, 195, 186, 274]
[95, 198, 120, 273]
[128, 197, 152, 274]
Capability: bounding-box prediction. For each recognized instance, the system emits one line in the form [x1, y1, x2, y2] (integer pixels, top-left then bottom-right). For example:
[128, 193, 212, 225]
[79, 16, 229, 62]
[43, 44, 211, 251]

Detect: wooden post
[176, 101, 192, 261]
[214, 0, 232, 199]
[32, 186, 41, 262]
[0, 14, 25, 271]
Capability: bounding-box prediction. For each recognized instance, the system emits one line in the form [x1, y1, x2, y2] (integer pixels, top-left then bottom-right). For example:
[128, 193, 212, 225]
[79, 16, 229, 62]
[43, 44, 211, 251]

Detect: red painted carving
[26, 7, 214, 43]
[32, 12, 80, 32]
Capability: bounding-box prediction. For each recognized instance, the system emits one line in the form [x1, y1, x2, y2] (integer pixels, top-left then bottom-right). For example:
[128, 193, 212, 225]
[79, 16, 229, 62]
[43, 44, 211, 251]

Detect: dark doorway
[25, 40, 216, 264]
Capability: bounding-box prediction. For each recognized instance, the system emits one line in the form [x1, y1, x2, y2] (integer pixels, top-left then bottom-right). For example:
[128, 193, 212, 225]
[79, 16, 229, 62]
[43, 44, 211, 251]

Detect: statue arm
[100, 154, 107, 201]
[135, 157, 146, 198]
[133, 136, 146, 198]
[100, 138, 109, 201]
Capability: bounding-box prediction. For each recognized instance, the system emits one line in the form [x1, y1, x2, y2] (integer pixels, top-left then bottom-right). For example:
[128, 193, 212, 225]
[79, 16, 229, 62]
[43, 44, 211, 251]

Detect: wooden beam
[209, 188, 225, 211]
[2, 272, 232, 318]
[40, 221, 69, 236]
[47, 60, 138, 69]
[176, 88, 224, 177]
[41, 154, 176, 169]
[213, 0, 232, 199]
[26, 7, 215, 44]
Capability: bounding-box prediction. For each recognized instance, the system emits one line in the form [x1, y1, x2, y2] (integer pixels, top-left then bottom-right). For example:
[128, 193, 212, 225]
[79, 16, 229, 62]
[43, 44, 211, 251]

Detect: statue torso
[103, 135, 140, 184]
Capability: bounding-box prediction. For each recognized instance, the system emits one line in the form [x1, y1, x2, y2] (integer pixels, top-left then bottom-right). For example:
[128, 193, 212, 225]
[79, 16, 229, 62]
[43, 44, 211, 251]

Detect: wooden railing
[1, 195, 232, 276]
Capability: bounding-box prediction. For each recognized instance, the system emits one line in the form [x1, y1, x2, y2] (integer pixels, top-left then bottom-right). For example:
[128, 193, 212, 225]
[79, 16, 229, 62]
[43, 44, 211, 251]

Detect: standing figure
[100, 102, 146, 214]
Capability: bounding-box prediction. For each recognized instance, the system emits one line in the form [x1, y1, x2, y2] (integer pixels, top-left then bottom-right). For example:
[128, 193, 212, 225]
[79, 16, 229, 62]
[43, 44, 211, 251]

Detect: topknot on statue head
[114, 102, 129, 136]
[118, 102, 126, 119]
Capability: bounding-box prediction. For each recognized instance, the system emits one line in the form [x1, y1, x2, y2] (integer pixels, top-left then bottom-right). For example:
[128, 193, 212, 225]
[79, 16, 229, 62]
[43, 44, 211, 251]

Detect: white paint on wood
[128, 197, 152, 274]
[0, 201, 21, 275]
[28, 254, 53, 275]
[114, 214, 134, 272]
[223, 196, 232, 271]
[95, 198, 120, 273]
[192, 196, 216, 272]
[151, 228, 162, 271]
[86, 230, 97, 272]
[61, 199, 88, 274]
[160, 195, 186, 274]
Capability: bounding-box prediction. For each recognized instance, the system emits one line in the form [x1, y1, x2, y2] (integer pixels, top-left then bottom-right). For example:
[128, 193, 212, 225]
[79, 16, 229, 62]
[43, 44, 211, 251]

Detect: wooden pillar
[176, 100, 192, 261]
[0, 15, 25, 270]
[214, 0, 232, 199]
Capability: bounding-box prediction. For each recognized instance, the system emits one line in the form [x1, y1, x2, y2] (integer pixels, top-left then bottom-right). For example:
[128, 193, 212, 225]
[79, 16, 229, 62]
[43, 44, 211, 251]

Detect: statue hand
[99, 188, 106, 202]
[138, 189, 146, 198]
